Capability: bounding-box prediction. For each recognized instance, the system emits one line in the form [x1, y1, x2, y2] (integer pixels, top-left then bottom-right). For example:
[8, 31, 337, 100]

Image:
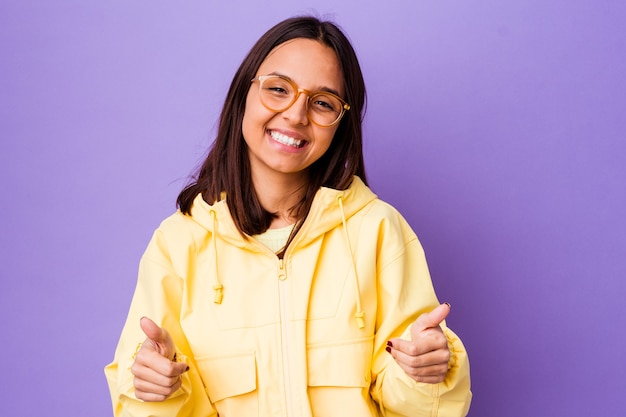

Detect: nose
[281, 92, 309, 125]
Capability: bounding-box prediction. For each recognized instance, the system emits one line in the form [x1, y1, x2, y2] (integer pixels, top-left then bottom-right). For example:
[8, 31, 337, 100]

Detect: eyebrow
[267, 71, 342, 97]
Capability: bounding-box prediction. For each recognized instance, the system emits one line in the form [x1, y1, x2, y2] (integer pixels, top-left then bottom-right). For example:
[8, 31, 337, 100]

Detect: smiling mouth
[269, 130, 305, 148]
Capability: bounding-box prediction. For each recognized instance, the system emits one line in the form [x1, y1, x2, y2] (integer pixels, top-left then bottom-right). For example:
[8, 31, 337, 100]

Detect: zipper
[278, 257, 296, 416]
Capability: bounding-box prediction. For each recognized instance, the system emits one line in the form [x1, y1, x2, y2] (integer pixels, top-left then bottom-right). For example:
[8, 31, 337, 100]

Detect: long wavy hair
[177, 16, 367, 250]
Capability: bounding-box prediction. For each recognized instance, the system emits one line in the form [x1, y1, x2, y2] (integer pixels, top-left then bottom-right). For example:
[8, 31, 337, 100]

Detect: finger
[133, 366, 180, 392]
[389, 327, 446, 356]
[388, 345, 450, 369]
[412, 374, 447, 384]
[388, 337, 421, 356]
[389, 352, 448, 383]
[394, 360, 448, 382]
[413, 303, 451, 332]
[135, 390, 170, 403]
[134, 376, 182, 402]
[135, 347, 189, 377]
[387, 348, 449, 384]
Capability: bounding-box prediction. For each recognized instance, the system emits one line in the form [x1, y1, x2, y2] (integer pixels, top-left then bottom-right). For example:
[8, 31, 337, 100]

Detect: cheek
[241, 94, 274, 141]
[317, 127, 339, 154]
[241, 98, 260, 142]
[241, 104, 252, 142]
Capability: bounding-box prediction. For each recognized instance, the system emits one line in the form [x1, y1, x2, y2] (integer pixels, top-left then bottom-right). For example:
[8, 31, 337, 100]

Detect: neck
[251, 170, 308, 228]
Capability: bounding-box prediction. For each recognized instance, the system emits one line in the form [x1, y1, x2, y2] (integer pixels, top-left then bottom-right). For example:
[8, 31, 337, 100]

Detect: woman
[105, 16, 471, 417]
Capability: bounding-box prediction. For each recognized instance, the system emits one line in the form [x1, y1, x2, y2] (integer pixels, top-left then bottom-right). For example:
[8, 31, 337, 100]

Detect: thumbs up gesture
[131, 317, 189, 402]
[386, 303, 452, 384]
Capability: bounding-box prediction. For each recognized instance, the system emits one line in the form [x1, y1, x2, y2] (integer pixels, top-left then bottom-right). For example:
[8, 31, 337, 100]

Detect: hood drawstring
[337, 196, 365, 329]
[210, 209, 224, 304]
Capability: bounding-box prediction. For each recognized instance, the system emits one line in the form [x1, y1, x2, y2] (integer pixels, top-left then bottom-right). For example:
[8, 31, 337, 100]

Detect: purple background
[1, 1, 625, 416]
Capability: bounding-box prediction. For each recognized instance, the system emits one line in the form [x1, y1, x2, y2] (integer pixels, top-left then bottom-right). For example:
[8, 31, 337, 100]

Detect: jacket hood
[188, 176, 377, 248]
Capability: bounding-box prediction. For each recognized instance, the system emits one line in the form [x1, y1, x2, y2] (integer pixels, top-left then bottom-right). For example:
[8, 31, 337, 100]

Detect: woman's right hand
[131, 317, 189, 402]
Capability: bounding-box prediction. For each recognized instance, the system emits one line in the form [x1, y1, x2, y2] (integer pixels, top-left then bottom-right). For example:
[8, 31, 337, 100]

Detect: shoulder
[357, 197, 417, 239]
[142, 210, 205, 261]
[151, 210, 199, 241]
[360, 197, 402, 218]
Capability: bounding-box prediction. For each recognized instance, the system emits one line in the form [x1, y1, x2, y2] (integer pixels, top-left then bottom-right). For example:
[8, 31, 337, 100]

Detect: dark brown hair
[177, 16, 367, 245]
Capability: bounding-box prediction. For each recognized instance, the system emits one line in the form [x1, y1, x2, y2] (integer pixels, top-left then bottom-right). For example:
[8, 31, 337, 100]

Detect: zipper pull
[278, 258, 287, 281]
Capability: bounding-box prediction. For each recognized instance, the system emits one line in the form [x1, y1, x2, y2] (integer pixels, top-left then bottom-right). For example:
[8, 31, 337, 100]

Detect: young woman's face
[242, 38, 344, 184]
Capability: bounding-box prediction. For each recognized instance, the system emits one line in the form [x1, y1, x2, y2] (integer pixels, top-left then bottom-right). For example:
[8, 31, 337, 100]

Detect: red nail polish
[387, 340, 393, 348]
[385, 346, 392, 353]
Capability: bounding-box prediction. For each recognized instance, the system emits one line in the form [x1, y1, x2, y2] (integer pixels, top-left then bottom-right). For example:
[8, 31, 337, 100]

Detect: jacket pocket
[196, 352, 258, 415]
[307, 338, 376, 417]
[307, 337, 373, 387]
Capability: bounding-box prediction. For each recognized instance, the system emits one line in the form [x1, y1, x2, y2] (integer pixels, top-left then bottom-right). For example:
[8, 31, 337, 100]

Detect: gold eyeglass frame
[251, 75, 351, 127]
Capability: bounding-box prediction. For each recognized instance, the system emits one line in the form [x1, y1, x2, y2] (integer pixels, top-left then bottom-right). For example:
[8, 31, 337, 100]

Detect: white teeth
[270, 131, 304, 148]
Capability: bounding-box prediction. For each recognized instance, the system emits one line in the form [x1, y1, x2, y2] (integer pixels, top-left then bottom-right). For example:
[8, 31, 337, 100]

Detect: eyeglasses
[251, 75, 350, 127]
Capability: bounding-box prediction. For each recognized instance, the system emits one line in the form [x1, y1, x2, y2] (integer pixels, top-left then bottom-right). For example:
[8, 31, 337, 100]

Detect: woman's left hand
[386, 303, 451, 384]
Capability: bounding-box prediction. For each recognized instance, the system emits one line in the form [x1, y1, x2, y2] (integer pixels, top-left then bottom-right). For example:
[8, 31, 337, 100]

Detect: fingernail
[386, 340, 393, 348]
[444, 302, 451, 308]
[385, 346, 391, 353]
[184, 366, 190, 373]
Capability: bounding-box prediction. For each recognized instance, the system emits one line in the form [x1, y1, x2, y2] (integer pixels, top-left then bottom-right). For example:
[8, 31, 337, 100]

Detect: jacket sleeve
[104, 226, 217, 417]
[369, 212, 472, 417]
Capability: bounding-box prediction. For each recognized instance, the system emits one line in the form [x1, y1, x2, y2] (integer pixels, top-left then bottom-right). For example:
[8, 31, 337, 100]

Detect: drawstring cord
[210, 209, 223, 304]
[337, 196, 365, 329]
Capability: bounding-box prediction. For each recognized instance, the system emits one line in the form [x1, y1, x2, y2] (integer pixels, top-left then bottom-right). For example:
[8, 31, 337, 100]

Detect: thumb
[139, 316, 175, 359]
[413, 303, 451, 332]
[140, 316, 168, 343]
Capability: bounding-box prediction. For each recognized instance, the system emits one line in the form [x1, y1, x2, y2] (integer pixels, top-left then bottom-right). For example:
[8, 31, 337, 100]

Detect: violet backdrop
[1, 1, 625, 416]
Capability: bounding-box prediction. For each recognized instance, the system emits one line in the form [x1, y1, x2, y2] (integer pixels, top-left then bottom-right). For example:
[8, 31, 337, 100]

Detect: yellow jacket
[105, 177, 471, 416]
